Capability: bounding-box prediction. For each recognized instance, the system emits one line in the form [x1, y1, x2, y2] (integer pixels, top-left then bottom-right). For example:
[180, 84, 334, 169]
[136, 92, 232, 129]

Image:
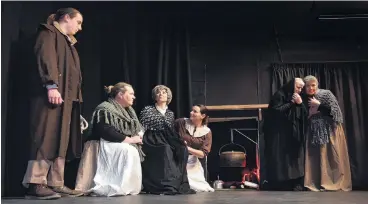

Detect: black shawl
[264, 79, 308, 146]
[263, 79, 308, 181]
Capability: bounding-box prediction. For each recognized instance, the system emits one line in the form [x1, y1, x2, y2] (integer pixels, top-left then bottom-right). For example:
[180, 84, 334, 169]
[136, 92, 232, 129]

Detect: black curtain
[98, 3, 192, 117]
[2, 2, 192, 197]
[271, 63, 368, 189]
[2, 2, 56, 197]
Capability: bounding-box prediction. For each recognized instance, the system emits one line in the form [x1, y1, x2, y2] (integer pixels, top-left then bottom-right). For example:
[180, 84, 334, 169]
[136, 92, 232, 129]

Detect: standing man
[22, 8, 84, 199]
[263, 78, 308, 191]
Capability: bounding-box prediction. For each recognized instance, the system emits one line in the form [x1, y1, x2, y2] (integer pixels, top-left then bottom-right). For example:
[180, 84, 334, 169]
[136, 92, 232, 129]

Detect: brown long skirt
[304, 125, 352, 192]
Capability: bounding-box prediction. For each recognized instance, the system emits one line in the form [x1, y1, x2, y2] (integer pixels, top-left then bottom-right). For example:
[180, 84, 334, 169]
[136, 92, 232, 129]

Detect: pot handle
[218, 142, 246, 155]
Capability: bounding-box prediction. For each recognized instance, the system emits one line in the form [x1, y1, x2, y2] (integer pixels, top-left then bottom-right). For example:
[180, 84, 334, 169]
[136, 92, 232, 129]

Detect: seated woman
[139, 85, 194, 195]
[74, 82, 145, 196]
[174, 104, 215, 192]
[303, 75, 352, 192]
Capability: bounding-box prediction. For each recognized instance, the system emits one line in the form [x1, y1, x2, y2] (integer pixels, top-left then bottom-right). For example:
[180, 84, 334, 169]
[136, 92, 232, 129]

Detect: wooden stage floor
[2, 190, 368, 204]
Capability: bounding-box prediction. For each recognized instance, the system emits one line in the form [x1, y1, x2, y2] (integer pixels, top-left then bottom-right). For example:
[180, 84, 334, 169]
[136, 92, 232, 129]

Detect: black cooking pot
[218, 143, 247, 167]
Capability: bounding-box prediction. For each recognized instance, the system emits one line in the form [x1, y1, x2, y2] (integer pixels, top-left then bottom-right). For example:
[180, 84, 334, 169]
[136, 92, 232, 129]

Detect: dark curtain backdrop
[271, 63, 368, 189]
[2, 2, 192, 197]
[98, 3, 192, 117]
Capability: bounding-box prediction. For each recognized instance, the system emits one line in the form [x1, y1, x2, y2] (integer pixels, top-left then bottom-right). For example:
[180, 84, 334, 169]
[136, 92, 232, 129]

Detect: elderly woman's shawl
[309, 89, 343, 145]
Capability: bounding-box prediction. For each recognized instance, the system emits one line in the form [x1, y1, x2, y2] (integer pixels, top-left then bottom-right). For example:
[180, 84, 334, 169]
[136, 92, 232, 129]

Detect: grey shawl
[309, 89, 344, 145]
[91, 98, 145, 162]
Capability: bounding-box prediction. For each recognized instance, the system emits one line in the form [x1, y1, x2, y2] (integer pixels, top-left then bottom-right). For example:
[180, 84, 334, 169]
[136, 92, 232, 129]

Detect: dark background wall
[189, 1, 368, 106]
[2, 1, 368, 196]
[188, 2, 368, 183]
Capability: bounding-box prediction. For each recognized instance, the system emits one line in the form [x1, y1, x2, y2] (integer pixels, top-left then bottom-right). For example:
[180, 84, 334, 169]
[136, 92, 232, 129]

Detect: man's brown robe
[23, 22, 83, 187]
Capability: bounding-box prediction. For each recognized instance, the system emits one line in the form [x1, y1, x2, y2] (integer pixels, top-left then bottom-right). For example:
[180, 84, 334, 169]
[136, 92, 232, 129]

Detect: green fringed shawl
[90, 98, 145, 162]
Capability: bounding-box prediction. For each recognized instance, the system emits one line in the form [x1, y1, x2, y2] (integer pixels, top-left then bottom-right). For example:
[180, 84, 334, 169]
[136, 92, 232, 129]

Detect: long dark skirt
[141, 128, 194, 195]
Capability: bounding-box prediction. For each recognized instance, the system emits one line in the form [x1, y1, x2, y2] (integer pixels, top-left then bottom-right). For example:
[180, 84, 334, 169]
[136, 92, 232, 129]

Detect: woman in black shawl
[263, 78, 308, 191]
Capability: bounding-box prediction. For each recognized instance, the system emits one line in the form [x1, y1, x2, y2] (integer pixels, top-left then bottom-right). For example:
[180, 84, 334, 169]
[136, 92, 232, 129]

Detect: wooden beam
[206, 104, 268, 111]
[209, 117, 258, 123]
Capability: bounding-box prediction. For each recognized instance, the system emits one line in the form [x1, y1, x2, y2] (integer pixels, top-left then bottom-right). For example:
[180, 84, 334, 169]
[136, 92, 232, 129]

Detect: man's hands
[48, 89, 63, 105]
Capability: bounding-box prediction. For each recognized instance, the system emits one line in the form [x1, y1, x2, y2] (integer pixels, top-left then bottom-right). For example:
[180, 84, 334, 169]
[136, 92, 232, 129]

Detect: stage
[2, 191, 367, 204]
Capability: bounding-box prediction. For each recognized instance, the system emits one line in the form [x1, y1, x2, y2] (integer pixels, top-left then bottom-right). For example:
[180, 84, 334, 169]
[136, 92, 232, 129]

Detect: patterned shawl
[309, 89, 343, 145]
[90, 98, 145, 162]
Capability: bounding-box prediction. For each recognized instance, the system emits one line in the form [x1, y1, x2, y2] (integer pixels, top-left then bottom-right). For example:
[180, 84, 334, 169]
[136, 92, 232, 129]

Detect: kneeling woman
[75, 82, 145, 196]
[174, 104, 215, 192]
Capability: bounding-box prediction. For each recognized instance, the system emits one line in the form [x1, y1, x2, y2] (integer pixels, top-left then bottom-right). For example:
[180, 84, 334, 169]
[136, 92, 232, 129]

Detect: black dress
[139, 105, 195, 195]
[263, 79, 308, 190]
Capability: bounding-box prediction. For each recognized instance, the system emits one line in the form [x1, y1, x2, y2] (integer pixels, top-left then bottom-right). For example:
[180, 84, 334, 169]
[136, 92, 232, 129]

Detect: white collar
[184, 118, 210, 137]
[155, 104, 168, 115]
